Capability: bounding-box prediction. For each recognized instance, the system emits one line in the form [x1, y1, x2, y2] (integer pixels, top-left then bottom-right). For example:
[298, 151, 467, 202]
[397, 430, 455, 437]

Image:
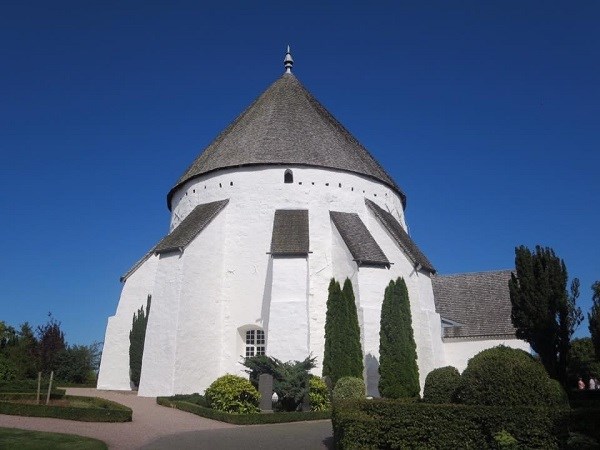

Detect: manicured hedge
[570, 407, 600, 442]
[0, 380, 67, 395]
[422, 366, 461, 404]
[0, 394, 132, 422]
[157, 397, 330, 424]
[332, 399, 568, 449]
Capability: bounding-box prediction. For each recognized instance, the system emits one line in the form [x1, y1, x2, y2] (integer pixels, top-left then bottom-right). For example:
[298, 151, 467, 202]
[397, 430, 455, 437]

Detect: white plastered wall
[444, 338, 531, 373]
[97, 255, 159, 391]
[267, 257, 310, 361]
[100, 165, 446, 396]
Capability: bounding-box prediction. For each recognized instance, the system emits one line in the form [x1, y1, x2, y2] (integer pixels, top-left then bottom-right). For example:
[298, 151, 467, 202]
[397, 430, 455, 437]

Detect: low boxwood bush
[0, 394, 132, 422]
[332, 399, 568, 449]
[455, 346, 566, 407]
[309, 377, 330, 411]
[422, 366, 461, 404]
[157, 396, 330, 424]
[333, 377, 364, 401]
[204, 374, 260, 414]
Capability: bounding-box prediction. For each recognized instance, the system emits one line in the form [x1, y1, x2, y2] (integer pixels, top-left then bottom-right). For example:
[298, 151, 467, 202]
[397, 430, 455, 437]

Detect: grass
[0, 427, 107, 449]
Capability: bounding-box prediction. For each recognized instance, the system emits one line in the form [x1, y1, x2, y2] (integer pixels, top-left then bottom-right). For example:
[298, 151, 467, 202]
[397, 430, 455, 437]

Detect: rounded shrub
[204, 374, 260, 414]
[332, 376, 365, 401]
[309, 376, 331, 411]
[455, 346, 562, 407]
[422, 366, 461, 404]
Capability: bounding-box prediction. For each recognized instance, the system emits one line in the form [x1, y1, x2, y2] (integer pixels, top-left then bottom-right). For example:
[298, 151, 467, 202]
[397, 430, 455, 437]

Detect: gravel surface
[0, 388, 236, 449]
[0, 388, 334, 449]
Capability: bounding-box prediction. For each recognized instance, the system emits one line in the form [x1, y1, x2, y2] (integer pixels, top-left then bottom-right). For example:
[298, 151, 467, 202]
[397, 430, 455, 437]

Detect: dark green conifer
[323, 279, 343, 384]
[342, 278, 364, 379]
[129, 295, 151, 387]
[378, 278, 419, 398]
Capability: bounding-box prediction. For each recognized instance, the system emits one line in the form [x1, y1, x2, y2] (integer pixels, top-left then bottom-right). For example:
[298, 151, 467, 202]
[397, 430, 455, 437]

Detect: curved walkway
[0, 388, 333, 449]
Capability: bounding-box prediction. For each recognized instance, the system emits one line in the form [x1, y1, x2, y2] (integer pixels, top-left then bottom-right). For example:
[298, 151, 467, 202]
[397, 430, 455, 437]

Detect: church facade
[97, 50, 528, 397]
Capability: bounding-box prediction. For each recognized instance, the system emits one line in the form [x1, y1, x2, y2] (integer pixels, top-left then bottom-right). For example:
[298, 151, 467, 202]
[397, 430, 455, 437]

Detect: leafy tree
[55, 342, 101, 384]
[129, 295, 151, 387]
[36, 314, 66, 375]
[243, 354, 316, 411]
[323, 278, 364, 384]
[508, 245, 582, 386]
[590, 281, 600, 360]
[378, 277, 420, 398]
[7, 323, 39, 379]
[568, 337, 598, 385]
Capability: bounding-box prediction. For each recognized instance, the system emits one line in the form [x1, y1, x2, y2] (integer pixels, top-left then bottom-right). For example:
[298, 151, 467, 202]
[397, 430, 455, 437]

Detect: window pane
[257, 346, 265, 356]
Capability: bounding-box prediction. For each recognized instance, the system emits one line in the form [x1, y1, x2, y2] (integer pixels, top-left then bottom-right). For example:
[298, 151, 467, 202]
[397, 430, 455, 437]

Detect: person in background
[578, 377, 585, 390]
[590, 377, 597, 390]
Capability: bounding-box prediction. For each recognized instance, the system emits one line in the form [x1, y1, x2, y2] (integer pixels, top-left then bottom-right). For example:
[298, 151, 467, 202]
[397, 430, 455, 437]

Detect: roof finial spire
[284, 45, 293, 73]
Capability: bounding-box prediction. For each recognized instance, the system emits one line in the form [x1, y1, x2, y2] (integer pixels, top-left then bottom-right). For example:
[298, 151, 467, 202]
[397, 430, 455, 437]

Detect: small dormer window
[284, 169, 293, 183]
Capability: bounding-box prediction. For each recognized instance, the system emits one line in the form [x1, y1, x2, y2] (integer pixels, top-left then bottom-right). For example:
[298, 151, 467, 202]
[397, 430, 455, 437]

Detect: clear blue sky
[1, 1, 598, 345]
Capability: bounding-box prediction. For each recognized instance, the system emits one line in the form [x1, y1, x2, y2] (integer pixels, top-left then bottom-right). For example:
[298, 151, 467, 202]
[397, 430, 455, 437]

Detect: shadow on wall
[365, 353, 380, 397]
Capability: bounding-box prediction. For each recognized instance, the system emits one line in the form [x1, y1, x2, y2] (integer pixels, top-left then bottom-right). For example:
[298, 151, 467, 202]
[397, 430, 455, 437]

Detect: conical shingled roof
[167, 73, 405, 208]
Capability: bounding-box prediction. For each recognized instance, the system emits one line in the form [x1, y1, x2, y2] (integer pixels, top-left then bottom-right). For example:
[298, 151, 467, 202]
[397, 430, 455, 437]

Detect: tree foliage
[322, 278, 363, 385]
[455, 346, 568, 408]
[378, 277, 420, 399]
[590, 281, 600, 361]
[568, 337, 598, 384]
[243, 354, 316, 411]
[422, 366, 461, 404]
[37, 314, 66, 375]
[55, 342, 102, 384]
[508, 245, 582, 385]
[129, 295, 151, 387]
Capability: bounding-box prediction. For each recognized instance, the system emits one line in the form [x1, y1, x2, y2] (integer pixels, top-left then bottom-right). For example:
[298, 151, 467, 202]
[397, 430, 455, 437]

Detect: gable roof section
[121, 199, 229, 281]
[432, 270, 517, 339]
[330, 211, 389, 267]
[365, 198, 435, 273]
[270, 209, 309, 255]
[168, 73, 405, 209]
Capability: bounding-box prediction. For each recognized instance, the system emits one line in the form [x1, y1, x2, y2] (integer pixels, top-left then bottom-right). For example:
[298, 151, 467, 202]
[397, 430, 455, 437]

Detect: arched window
[245, 329, 266, 357]
[284, 169, 293, 184]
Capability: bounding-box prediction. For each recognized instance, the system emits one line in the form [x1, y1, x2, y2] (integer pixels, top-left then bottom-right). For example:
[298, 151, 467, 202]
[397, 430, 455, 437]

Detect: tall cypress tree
[323, 278, 364, 385]
[129, 295, 151, 388]
[378, 278, 419, 398]
[323, 279, 344, 384]
[342, 278, 364, 379]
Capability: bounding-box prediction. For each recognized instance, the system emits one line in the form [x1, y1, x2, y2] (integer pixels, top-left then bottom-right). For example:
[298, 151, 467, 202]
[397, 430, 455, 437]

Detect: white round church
[97, 49, 528, 397]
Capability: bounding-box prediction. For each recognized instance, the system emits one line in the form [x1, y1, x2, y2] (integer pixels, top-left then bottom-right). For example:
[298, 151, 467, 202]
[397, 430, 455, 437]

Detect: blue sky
[1, 1, 598, 345]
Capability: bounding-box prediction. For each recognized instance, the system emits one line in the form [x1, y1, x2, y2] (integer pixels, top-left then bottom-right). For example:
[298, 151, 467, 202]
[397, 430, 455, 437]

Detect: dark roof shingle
[330, 211, 389, 266]
[168, 73, 404, 209]
[121, 199, 229, 281]
[365, 198, 435, 273]
[155, 199, 229, 253]
[270, 210, 309, 255]
[432, 270, 517, 339]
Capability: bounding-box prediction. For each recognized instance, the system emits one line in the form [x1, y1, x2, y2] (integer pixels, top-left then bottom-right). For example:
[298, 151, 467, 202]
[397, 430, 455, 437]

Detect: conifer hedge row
[332, 399, 567, 449]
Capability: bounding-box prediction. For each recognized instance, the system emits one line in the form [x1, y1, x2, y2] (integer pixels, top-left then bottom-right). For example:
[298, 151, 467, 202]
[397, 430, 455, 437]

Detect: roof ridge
[435, 269, 514, 278]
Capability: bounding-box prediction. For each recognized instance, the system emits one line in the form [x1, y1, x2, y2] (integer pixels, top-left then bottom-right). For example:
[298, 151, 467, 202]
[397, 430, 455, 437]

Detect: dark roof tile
[270, 209, 309, 255]
[168, 74, 404, 208]
[432, 270, 517, 339]
[365, 198, 435, 273]
[330, 211, 389, 266]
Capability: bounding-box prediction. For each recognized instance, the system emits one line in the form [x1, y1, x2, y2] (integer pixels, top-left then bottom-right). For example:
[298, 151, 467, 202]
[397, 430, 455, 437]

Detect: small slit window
[284, 169, 293, 184]
[245, 329, 266, 357]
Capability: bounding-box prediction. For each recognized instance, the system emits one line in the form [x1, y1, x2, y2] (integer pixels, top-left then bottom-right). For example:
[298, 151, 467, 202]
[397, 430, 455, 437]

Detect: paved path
[0, 388, 333, 449]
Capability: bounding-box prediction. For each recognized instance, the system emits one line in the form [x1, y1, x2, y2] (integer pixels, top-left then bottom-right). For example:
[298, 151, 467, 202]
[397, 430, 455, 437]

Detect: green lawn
[0, 428, 107, 449]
